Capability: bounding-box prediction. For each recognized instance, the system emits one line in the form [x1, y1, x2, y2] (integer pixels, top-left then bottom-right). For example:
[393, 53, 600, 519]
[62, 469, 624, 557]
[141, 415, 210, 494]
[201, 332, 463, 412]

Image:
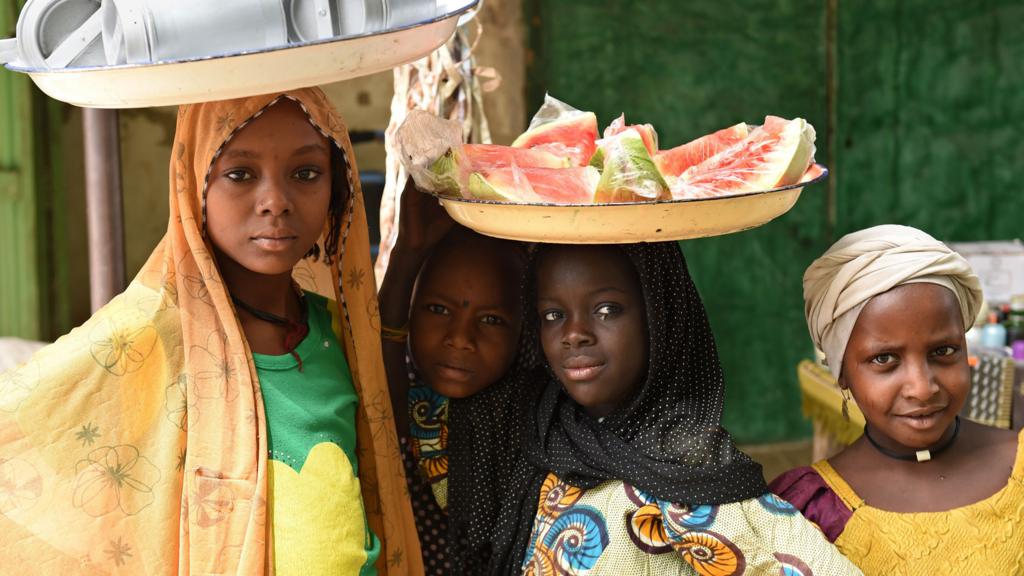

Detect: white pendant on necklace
[915, 450, 932, 462]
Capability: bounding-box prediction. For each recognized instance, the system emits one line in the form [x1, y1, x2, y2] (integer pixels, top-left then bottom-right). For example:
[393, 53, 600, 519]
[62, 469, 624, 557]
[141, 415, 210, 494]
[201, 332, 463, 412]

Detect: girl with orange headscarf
[0, 88, 422, 575]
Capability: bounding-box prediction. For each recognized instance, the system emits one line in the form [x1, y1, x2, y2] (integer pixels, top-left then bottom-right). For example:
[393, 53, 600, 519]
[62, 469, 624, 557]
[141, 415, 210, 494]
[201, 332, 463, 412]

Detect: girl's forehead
[223, 100, 326, 148]
[537, 245, 638, 286]
[855, 283, 964, 338]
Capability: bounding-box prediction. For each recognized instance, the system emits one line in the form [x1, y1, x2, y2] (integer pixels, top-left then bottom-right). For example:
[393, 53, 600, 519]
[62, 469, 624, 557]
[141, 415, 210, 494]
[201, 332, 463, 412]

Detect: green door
[0, 0, 70, 340]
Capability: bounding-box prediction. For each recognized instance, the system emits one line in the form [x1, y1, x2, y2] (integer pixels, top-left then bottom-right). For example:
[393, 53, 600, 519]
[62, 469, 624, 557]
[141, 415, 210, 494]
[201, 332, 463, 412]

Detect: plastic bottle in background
[1012, 341, 1024, 361]
[1006, 295, 1024, 345]
[966, 325, 983, 352]
[981, 312, 1008, 349]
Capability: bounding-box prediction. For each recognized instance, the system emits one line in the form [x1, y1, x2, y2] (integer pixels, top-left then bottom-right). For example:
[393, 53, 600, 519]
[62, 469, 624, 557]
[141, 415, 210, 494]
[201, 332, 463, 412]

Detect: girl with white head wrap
[803, 224, 983, 379]
[770, 224, 1024, 576]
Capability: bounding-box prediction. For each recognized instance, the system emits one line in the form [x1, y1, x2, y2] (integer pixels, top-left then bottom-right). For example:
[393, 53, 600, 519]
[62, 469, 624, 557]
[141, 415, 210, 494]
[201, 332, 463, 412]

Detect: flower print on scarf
[190, 331, 239, 401]
[88, 314, 158, 376]
[75, 422, 101, 446]
[189, 472, 239, 528]
[72, 445, 161, 517]
[105, 536, 133, 567]
[0, 458, 42, 514]
[165, 374, 198, 431]
[0, 361, 39, 413]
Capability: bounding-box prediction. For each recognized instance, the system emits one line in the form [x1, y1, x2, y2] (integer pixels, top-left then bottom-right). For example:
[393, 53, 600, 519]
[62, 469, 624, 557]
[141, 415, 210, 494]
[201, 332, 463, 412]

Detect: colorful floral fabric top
[771, 428, 1024, 576]
[522, 473, 863, 576]
[407, 382, 450, 511]
[253, 292, 379, 576]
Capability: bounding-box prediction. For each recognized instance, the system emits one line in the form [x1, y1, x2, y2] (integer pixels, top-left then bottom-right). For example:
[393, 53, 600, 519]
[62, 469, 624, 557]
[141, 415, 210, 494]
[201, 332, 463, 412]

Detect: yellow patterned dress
[806, 429, 1024, 575]
[521, 473, 862, 575]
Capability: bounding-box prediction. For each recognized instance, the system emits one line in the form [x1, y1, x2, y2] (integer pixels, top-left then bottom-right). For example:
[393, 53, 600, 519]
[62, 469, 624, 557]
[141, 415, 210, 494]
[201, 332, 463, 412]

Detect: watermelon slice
[671, 116, 816, 200]
[653, 123, 749, 180]
[603, 114, 658, 155]
[429, 144, 569, 195]
[468, 167, 600, 205]
[512, 95, 599, 167]
[459, 144, 570, 169]
[592, 128, 670, 203]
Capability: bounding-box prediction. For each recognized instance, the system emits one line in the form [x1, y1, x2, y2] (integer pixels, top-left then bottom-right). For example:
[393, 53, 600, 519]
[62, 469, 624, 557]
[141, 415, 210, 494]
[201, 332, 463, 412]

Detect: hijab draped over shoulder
[486, 242, 768, 573]
[803, 224, 983, 378]
[0, 89, 421, 575]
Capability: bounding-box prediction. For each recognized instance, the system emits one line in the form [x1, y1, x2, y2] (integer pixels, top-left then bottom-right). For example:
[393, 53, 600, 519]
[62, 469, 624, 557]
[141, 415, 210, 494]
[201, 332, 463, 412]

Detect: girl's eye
[426, 304, 449, 316]
[595, 304, 621, 320]
[933, 345, 959, 357]
[225, 169, 254, 182]
[294, 167, 323, 181]
[541, 310, 563, 322]
[871, 353, 896, 366]
[481, 314, 505, 326]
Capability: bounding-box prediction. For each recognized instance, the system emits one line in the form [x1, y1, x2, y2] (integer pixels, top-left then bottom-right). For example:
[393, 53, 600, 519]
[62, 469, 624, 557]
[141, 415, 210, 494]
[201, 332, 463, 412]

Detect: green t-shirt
[253, 292, 380, 576]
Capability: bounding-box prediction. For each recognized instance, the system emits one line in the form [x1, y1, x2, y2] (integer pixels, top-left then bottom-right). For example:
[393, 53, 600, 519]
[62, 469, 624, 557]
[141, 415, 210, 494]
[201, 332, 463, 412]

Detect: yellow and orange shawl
[0, 89, 423, 575]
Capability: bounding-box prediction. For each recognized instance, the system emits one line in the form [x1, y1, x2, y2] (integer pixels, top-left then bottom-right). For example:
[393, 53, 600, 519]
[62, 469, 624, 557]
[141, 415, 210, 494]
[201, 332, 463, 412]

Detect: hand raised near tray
[380, 179, 455, 435]
[395, 178, 455, 257]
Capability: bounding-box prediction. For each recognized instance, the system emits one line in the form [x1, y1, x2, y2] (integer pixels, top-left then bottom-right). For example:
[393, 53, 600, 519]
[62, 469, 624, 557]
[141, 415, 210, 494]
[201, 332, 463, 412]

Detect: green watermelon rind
[775, 119, 817, 187]
[428, 148, 464, 195]
[467, 172, 518, 202]
[594, 128, 669, 203]
[675, 117, 816, 198]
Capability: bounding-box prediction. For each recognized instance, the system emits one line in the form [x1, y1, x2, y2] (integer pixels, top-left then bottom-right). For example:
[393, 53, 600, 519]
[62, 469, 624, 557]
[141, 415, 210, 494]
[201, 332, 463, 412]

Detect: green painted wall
[528, 0, 1024, 443]
[0, 1, 75, 340]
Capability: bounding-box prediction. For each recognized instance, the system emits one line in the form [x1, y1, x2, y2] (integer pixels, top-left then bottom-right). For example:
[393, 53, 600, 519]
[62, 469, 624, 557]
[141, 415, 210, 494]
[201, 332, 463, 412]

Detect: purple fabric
[769, 466, 852, 543]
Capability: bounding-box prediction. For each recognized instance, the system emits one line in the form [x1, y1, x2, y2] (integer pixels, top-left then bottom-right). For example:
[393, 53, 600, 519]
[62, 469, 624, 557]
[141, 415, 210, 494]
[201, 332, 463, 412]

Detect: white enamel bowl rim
[432, 163, 829, 244]
[5, 0, 479, 108]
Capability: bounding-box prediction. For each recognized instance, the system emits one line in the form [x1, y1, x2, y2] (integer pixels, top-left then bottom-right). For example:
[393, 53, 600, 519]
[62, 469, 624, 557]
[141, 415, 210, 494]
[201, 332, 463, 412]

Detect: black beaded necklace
[232, 289, 309, 371]
[863, 415, 961, 462]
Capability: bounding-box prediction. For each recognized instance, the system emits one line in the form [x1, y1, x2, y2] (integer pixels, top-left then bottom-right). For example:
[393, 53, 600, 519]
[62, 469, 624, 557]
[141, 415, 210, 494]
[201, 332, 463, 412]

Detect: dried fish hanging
[374, 17, 498, 284]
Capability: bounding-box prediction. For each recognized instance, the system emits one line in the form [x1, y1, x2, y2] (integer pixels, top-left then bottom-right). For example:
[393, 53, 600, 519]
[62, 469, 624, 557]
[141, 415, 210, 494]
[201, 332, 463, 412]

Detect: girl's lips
[896, 409, 945, 430]
[251, 236, 298, 251]
[563, 363, 605, 382]
[436, 363, 473, 382]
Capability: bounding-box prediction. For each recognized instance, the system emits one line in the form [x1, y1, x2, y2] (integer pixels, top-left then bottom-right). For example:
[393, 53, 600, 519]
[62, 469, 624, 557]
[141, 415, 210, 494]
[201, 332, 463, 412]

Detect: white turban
[803, 225, 983, 379]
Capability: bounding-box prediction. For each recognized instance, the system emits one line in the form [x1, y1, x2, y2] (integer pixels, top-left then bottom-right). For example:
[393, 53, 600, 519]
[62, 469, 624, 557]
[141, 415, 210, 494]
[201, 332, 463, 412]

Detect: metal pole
[82, 108, 126, 312]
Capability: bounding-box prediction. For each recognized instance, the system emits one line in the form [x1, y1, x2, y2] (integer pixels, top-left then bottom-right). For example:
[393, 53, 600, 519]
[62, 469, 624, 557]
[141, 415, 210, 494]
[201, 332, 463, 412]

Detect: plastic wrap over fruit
[512, 94, 599, 167]
[395, 110, 466, 195]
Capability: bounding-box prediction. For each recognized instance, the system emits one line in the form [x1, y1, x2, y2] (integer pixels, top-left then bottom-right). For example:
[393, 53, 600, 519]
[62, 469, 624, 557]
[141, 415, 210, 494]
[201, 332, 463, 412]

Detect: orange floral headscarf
[0, 88, 422, 575]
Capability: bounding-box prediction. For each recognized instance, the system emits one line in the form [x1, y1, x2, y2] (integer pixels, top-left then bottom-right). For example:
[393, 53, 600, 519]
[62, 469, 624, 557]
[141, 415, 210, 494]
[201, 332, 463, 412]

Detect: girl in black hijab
[483, 242, 861, 575]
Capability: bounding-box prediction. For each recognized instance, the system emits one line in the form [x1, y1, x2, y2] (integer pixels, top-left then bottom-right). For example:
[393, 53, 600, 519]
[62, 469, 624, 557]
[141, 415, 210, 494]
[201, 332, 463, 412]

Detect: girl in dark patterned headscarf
[489, 242, 861, 575]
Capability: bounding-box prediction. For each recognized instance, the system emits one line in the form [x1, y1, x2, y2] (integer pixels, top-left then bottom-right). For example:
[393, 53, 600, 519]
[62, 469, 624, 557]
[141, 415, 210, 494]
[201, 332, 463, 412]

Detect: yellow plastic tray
[435, 163, 828, 243]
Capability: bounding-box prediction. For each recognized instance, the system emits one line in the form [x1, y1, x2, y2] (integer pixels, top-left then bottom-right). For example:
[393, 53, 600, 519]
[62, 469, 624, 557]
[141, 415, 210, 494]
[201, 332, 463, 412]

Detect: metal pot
[9, 0, 106, 68]
[103, 0, 289, 64]
[287, 0, 437, 42]
[2, 0, 441, 69]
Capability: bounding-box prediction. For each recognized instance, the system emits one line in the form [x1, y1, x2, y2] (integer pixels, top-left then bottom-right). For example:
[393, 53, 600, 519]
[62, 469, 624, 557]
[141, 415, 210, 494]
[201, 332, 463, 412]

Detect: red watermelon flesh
[653, 123, 749, 179]
[461, 144, 569, 169]
[511, 113, 599, 167]
[468, 167, 599, 205]
[671, 116, 816, 200]
[428, 144, 568, 195]
[603, 114, 658, 156]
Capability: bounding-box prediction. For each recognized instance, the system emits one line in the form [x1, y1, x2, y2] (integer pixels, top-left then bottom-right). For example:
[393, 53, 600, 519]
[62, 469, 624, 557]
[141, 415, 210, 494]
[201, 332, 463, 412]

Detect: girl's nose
[444, 315, 477, 351]
[562, 316, 595, 348]
[901, 358, 939, 401]
[255, 179, 293, 216]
